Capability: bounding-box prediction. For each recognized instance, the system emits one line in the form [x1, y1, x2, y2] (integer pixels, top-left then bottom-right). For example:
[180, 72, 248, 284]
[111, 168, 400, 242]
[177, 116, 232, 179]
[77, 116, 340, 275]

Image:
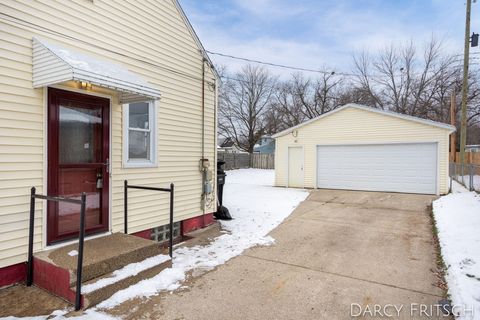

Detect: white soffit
[32, 38, 161, 103]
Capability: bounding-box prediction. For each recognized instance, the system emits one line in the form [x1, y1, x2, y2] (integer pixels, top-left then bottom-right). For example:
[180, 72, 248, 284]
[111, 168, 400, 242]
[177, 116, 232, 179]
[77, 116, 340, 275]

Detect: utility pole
[459, 0, 472, 166]
[450, 93, 456, 162]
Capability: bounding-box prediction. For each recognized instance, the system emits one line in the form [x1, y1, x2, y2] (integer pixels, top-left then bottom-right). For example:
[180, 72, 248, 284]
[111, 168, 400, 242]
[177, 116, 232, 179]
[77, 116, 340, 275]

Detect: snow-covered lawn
[224, 168, 275, 186]
[4, 169, 308, 319]
[433, 182, 480, 320]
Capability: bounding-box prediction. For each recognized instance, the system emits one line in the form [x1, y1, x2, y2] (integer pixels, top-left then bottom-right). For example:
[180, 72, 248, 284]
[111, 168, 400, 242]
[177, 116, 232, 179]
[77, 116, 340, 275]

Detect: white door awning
[32, 38, 161, 103]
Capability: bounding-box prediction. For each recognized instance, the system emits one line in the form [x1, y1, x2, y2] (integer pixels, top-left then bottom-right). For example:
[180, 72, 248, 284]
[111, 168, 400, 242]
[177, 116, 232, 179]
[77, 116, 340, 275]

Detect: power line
[206, 50, 361, 77]
[3, 11, 364, 82]
[207, 50, 479, 79]
[455, 51, 480, 56]
[1, 12, 477, 84]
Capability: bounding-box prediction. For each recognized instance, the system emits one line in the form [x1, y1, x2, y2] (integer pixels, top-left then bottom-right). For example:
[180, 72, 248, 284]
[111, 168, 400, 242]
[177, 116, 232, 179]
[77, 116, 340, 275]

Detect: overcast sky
[179, 0, 480, 77]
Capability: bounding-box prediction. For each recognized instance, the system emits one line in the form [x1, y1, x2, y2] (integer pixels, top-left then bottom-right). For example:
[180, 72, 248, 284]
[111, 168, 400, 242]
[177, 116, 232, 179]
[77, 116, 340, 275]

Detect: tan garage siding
[0, 0, 217, 268]
[275, 106, 452, 194]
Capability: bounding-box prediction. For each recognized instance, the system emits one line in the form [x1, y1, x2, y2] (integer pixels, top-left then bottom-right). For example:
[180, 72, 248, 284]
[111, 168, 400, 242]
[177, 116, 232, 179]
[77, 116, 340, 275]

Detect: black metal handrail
[124, 180, 175, 257]
[27, 187, 86, 311]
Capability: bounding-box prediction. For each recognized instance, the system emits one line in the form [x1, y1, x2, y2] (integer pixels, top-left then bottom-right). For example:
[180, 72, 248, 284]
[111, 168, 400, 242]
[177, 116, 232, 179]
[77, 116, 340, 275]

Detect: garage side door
[288, 146, 304, 188]
[316, 143, 437, 194]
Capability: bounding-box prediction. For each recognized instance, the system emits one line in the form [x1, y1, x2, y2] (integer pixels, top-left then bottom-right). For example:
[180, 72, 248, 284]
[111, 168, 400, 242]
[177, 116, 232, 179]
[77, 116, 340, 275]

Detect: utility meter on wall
[200, 158, 213, 194]
[200, 158, 210, 170]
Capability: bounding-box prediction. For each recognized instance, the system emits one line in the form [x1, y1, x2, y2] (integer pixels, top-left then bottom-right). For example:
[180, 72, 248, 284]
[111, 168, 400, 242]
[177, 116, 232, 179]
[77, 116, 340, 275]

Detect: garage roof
[272, 103, 456, 138]
[32, 38, 161, 103]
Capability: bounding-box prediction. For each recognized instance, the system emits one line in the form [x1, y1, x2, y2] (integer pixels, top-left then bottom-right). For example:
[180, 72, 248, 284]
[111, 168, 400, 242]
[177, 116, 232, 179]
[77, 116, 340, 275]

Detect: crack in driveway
[243, 254, 443, 298]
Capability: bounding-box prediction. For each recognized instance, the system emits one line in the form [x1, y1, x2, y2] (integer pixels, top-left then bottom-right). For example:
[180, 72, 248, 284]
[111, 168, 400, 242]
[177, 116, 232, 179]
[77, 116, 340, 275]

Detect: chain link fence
[450, 162, 480, 192]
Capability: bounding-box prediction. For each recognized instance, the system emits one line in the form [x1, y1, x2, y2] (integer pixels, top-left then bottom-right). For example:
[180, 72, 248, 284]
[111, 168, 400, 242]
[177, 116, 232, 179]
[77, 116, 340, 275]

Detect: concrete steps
[77, 255, 171, 307]
[33, 233, 171, 308]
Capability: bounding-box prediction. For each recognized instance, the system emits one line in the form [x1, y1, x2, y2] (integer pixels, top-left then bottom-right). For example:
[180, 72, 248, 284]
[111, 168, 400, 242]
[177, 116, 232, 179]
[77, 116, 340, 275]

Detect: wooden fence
[250, 153, 275, 169]
[217, 152, 275, 170]
[453, 152, 480, 165]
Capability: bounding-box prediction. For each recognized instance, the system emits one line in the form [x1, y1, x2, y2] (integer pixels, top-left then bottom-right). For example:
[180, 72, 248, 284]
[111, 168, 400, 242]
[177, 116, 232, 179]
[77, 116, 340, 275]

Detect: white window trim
[123, 101, 158, 168]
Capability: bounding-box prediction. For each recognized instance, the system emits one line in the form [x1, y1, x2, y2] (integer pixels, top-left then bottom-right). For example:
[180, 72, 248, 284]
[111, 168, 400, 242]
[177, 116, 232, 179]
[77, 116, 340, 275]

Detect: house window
[123, 101, 157, 167]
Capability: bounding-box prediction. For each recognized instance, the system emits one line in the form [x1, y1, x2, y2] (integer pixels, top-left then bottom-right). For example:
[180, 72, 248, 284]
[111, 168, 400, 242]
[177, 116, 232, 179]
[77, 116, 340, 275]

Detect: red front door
[47, 88, 110, 244]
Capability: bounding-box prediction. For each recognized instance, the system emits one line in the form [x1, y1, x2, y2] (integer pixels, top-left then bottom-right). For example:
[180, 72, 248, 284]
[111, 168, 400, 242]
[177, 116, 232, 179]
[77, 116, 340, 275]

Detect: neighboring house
[0, 0, 218, 287]
[466, 145, 480, 152]
[273, 104, 455, 195]
[254, 135, 275, 154]
[217, 137, 245, 153]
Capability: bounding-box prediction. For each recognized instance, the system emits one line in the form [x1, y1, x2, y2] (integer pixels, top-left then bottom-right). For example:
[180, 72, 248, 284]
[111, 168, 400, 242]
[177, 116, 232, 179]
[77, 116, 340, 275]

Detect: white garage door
[316, 143, 437, 194]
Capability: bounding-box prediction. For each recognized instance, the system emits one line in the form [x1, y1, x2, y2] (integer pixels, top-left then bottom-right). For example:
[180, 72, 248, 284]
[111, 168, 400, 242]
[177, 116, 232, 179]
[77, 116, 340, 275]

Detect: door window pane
[59, 105, 102, 164]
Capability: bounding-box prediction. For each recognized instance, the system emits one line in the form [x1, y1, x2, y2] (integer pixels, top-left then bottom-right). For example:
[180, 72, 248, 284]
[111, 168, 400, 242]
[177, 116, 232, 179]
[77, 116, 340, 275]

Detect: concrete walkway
[113, 190, 446, 319]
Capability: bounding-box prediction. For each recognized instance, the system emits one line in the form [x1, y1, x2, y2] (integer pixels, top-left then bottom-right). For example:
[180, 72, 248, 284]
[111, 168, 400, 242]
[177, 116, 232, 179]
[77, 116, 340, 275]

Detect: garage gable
[272, 104, 455, 139]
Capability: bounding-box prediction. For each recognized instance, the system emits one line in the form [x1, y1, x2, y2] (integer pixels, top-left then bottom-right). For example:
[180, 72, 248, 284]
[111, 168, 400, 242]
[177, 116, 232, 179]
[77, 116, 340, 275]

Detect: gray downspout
[201, 58, 206, 225]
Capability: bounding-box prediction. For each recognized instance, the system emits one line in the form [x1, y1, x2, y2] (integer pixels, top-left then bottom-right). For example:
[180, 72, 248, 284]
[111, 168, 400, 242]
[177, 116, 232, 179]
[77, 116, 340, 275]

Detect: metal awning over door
[32, 38, 161, 103]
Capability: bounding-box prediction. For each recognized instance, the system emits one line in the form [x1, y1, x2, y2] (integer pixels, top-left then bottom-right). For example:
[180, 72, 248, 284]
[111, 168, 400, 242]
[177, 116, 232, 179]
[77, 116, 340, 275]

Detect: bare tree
[291, 72, 346, 119]
[268, 77, 306, 130]
[465, 69, 480, 127]
[217, 39, 480, 145]
[266, 72, 346, 133]
[451, 68, 480, 147]
[352, 39, 460, 118]
[352, 38, 480, 144]
[218, 65, 277, 153]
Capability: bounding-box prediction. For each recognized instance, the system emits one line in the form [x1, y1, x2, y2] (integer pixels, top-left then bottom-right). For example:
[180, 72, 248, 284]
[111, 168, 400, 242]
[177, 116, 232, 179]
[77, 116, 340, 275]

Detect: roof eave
[173, 0, 220, 82]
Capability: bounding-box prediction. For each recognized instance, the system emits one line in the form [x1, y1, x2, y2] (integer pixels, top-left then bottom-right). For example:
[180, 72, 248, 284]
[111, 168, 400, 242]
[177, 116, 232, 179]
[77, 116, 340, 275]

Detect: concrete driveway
[116, 190, 445, 319]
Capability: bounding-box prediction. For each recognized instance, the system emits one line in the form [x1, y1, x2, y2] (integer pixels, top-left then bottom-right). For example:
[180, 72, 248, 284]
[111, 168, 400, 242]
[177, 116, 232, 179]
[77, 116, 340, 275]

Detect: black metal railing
[27, 187, 86, 311]
[124, 180, 175, 257]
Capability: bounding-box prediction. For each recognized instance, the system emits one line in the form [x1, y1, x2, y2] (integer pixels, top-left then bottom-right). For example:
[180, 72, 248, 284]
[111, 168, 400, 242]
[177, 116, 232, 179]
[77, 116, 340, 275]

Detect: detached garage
[273, 104, 456, 195]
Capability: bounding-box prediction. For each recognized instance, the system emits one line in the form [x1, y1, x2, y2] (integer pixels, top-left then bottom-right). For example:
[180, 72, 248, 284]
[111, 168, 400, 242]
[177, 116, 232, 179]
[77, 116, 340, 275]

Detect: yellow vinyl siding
[0, 0, 217, 268]
[275, 107, 450, 194]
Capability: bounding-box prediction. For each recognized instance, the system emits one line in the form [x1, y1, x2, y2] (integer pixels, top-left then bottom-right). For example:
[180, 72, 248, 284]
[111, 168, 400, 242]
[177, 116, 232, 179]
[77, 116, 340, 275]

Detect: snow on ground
[433, 181, 480, 320]
[96, 169, 307, 309]
[224, 168, 275, 186]
[3, 169, 307, 319]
